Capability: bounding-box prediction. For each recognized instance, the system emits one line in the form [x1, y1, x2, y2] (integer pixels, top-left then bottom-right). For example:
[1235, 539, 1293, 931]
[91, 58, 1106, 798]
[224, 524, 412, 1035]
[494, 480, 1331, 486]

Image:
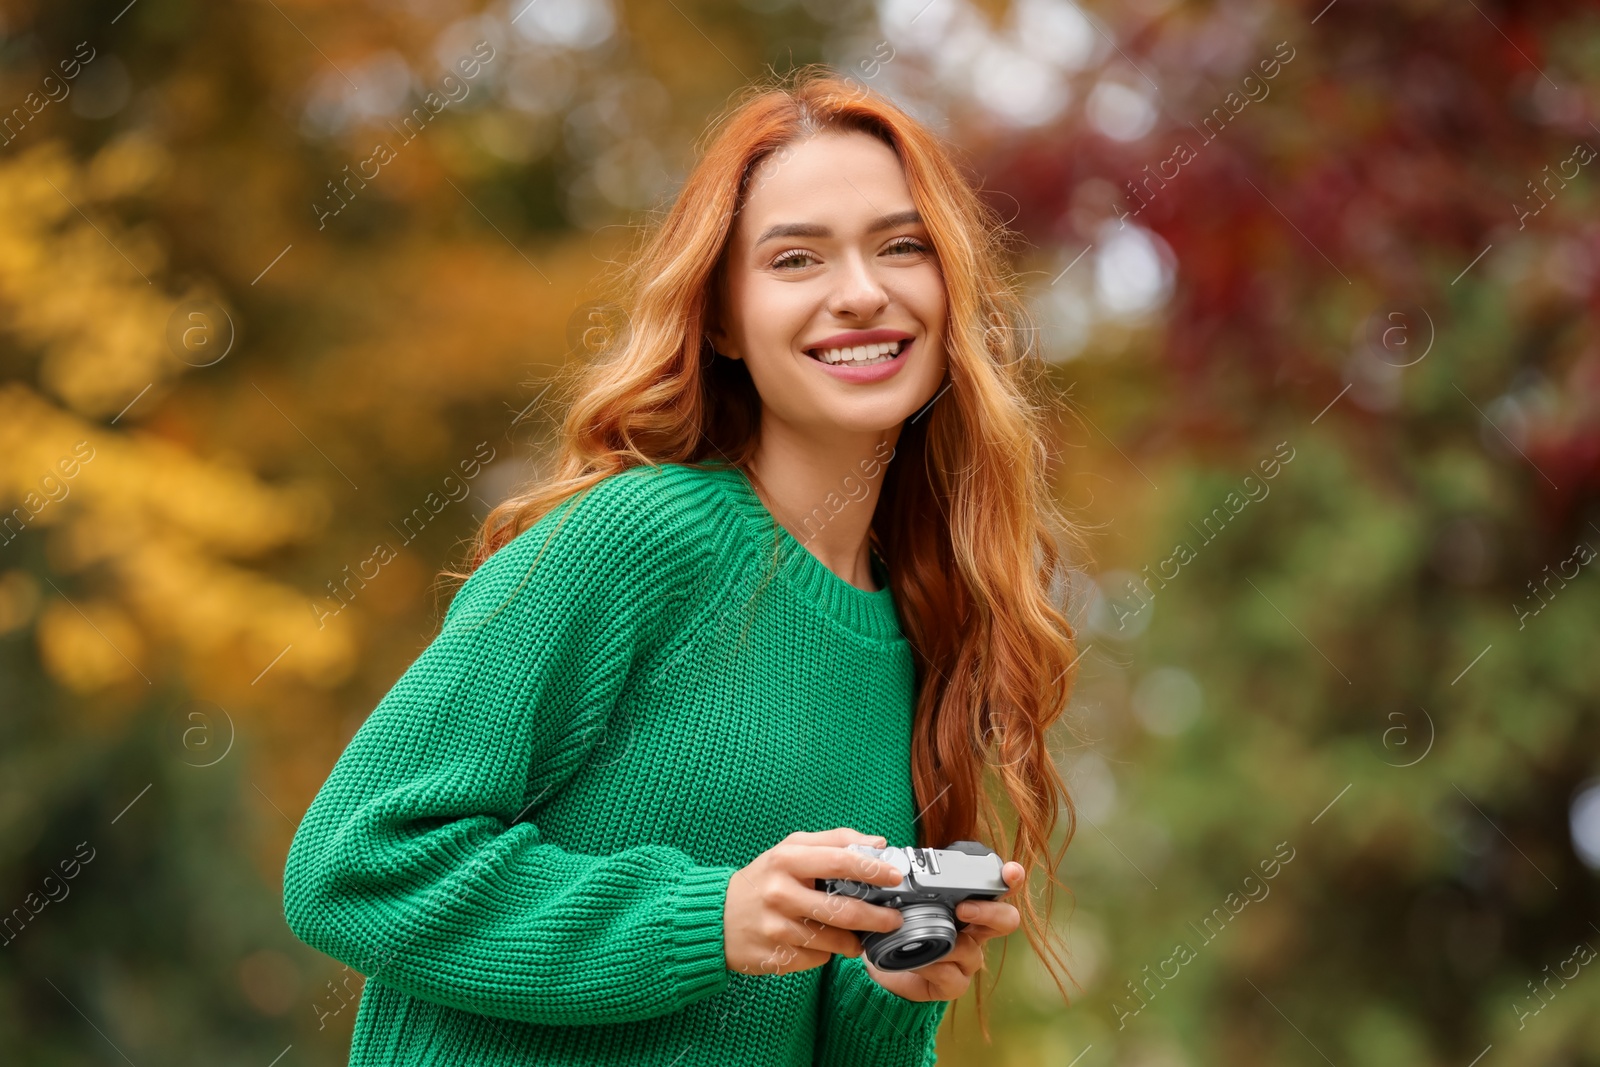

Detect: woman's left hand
[860, 861, 1025, 1002]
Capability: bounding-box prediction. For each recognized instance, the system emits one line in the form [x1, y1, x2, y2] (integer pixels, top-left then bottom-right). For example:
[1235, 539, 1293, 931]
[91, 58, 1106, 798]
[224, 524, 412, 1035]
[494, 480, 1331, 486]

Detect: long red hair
[448, 66, 1088, 1019]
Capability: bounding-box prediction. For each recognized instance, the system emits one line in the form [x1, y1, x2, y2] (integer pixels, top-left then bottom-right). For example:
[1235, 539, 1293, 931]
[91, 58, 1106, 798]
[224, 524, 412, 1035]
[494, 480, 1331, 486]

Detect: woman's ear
[705, 270, 742, 360]
[707, 326, 742, 362]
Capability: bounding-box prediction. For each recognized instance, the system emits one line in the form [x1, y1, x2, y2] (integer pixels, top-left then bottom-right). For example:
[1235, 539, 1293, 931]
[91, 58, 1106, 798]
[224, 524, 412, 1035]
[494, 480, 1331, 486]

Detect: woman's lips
[804, 328, 915, 353]
[804, 338, 913, 383]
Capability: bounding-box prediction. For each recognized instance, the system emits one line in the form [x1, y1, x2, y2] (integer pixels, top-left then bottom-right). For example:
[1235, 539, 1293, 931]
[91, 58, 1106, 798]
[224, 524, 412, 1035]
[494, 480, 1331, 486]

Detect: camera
[821, 841, 1008, 971]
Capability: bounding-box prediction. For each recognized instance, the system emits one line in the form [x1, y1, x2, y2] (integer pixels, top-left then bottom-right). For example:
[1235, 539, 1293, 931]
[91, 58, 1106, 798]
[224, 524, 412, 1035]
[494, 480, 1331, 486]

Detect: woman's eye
[771, 249, 817, 270]
[884, 237, 930, 257]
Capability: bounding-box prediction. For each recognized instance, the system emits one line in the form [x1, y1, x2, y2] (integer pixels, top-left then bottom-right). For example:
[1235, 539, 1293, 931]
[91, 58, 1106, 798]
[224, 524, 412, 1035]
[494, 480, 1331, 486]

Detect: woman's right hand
[724, 828, 907, 976]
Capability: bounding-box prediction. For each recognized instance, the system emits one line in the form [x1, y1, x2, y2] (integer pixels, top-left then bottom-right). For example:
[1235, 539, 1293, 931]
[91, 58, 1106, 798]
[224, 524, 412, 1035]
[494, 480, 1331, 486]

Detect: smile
[806, 338, 907, 366]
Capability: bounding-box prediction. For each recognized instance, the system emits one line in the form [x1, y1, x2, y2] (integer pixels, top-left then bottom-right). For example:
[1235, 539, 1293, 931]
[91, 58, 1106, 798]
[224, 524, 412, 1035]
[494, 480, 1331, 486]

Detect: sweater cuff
[664, 865, 737, 1004]
[829, 957, 949, 1049]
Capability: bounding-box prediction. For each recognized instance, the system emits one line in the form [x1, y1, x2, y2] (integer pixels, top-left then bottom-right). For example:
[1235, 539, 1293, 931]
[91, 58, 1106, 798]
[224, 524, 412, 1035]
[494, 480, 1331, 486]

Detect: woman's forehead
[735, 133, 914, 244]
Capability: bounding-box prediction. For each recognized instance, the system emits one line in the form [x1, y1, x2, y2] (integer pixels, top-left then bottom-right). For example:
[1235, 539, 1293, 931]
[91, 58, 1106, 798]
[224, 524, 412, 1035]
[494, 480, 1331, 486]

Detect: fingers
[774, 844, 904, 887]
[729, 830, 908, 979]
[735, 907, 843, 976]
[1001, 861, 1025, 891]
[934, 933, 985, 979]
[955, 899, 1020, 941]
[781, 916, 864, 959]
[916, 959, 972, 989]
[753, 861, 904, 933]
[868, 954, 973, 999]
[790, 885, 905, 934]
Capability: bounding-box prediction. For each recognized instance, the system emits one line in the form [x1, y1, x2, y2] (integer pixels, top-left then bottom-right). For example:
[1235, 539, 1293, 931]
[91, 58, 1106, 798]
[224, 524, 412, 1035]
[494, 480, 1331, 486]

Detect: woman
[283, 67, 1084, 1066]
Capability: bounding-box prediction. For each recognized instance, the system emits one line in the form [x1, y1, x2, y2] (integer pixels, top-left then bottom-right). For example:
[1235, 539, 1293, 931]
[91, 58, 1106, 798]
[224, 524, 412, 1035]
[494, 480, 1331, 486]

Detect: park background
[2, 0, 1599, 1063]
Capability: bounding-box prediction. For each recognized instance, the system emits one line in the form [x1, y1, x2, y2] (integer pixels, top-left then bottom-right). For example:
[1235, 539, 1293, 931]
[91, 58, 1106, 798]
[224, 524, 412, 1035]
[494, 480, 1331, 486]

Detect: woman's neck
[745, 426, 900, 593]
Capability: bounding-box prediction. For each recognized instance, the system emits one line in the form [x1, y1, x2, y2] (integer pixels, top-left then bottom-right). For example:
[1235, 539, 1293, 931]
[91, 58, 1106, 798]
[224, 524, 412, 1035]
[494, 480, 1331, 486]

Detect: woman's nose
[828, 255, 890, 319]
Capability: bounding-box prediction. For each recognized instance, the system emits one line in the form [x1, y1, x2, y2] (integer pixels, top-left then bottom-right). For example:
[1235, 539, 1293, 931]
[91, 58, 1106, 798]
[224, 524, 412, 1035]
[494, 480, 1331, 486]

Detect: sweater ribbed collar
[688, 459, 906, 644]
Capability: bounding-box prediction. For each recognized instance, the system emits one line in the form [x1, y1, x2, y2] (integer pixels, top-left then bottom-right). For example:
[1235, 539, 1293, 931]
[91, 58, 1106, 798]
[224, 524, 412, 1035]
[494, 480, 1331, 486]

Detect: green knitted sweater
[283, 458, 949, 1065]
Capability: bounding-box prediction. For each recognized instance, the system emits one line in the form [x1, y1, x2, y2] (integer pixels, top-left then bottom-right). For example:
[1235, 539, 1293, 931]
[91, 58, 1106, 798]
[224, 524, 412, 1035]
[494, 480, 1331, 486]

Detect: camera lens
[862, 903, 958, 971]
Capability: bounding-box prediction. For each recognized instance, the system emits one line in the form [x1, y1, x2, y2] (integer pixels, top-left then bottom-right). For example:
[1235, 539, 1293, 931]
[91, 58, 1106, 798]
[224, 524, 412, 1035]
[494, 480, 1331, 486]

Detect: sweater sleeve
[282, 469, 737, 1027]
[814, 953, 948, 1065]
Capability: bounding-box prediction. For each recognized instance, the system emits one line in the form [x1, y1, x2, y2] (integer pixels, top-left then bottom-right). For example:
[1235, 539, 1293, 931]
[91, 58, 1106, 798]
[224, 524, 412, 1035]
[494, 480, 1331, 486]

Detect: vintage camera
[821, 841, 1008, 971]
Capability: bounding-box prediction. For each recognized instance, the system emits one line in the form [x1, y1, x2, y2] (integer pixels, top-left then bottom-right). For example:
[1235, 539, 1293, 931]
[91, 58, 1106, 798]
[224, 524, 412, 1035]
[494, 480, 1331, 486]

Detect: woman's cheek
[885, 271, 936, 315]
[770, 300, 822, 360]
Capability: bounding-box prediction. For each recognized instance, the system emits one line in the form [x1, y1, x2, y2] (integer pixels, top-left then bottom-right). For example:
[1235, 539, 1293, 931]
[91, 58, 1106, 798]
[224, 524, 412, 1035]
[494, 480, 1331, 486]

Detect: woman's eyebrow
[754, 209, 923, 246]
[869, 208, 923, 232]
[756, 221, 828, 243]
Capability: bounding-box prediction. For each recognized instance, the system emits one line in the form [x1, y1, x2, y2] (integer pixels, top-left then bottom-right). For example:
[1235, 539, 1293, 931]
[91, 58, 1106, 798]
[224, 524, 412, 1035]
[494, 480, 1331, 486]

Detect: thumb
[1001, 861, 1026, 893]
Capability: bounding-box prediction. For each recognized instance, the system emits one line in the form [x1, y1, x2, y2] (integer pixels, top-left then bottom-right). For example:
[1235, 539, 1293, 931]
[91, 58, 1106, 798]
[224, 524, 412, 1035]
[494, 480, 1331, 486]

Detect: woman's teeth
[808, 339, 906, 366]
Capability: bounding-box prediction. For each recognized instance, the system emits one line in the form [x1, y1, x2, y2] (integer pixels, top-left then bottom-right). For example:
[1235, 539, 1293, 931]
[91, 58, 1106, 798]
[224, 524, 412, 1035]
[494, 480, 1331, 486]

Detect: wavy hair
[447, 66, 1089, 1020]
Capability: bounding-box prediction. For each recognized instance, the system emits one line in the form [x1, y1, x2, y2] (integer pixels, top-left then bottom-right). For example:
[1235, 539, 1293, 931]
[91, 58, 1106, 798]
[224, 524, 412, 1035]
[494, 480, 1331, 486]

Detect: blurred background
[2, 0, 1598, 1063]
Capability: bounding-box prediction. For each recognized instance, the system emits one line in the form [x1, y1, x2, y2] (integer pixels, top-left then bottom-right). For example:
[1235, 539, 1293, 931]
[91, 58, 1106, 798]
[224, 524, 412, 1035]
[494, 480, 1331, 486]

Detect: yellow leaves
[97, 427, 328, 556]
[0, 380, 354, 689]
[36, 508, 356, 691]
[109, 526, 356, 690]
[35, 595, 146, 695]
[0, 131, 365, 700]
[315, 231, 605, 415]
[86, 130, 173, 201]
[0, 140, 188, 418]
[0, 383, 328, 557]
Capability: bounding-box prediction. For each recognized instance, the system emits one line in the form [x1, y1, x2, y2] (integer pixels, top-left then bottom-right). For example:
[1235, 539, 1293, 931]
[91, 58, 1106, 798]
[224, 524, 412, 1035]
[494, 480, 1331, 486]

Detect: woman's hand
[860, 861, 1025, 1002]
[724, 828, 907, 977]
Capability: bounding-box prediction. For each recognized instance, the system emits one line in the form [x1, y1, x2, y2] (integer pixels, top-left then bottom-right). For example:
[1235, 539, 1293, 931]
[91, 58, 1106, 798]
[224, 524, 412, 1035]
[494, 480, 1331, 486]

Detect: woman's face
[712, 129, 948, 438]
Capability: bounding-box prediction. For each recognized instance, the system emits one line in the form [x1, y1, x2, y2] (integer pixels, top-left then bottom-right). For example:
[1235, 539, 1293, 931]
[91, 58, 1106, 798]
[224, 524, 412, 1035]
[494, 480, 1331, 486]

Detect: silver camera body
[821, 841, 1008, 971]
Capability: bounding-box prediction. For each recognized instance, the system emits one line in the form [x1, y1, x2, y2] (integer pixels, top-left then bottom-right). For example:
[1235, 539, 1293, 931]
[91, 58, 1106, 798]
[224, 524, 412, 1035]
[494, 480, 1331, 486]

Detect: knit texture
[283, 459, 949, 1065]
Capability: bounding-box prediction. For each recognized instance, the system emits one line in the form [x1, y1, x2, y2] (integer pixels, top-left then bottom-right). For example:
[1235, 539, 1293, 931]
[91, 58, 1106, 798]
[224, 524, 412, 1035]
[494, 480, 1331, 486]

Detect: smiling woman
[706, 131, 950, 550]
[283, 66, 1087, 1067]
